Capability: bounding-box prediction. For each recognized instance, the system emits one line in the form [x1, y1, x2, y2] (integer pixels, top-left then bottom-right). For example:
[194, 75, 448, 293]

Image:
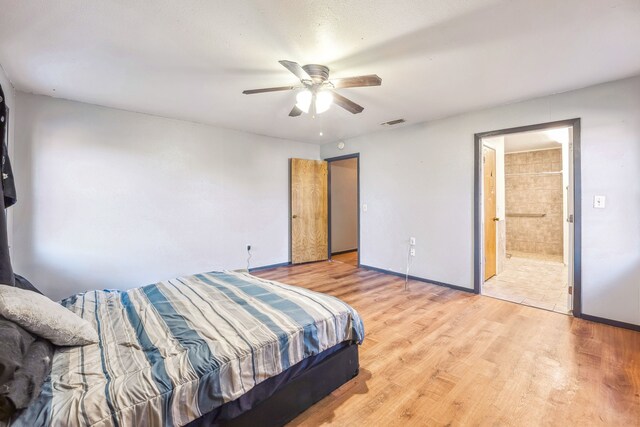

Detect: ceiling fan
[242, 60, 382, 117]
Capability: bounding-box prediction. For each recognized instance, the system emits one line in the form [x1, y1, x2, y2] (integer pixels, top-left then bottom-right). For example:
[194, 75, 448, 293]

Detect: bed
[10, 271, 364, 426]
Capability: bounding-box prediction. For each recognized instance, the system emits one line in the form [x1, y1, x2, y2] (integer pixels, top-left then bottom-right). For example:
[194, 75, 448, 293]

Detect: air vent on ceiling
[380, 119, 406, 126]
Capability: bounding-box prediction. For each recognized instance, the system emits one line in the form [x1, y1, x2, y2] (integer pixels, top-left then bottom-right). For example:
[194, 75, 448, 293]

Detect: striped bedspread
[12, 271, 364, 427]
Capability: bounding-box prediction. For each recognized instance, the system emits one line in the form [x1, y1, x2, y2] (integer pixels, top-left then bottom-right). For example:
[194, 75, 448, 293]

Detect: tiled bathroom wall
[505, 148, 563, 255]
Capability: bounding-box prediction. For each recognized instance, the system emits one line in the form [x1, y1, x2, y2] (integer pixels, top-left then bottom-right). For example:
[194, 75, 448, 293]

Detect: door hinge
[567, 214, 574, 223]
[568, 286, 573, 295]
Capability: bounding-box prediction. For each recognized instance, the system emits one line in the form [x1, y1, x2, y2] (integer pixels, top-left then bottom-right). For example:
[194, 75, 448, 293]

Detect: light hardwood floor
[331, 250, 358, 267]
[255, 259, 640, 426]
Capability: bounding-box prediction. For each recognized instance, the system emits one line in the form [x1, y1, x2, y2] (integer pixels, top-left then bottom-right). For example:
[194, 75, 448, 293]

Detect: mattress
[11, 271, 364, 427]
[187, 341, 357, 426]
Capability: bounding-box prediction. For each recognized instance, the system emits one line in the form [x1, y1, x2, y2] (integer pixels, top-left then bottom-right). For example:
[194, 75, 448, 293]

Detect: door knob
[493, 217, 500, 222]
[292, 215, 298, 219]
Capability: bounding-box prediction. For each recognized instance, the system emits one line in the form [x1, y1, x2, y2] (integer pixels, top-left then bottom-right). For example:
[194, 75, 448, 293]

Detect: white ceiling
[504, 127, 568, 153]
[1, 0, 639, 144]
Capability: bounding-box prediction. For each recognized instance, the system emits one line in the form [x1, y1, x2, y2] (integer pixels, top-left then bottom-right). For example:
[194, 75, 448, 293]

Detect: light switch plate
[410, 237, 416, 245]
[594, 195, 606, 209]
[362, 204, 368, 212]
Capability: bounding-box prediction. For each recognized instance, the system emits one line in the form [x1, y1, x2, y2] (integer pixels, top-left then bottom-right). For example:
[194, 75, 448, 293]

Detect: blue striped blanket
[12, 271, 364, 427]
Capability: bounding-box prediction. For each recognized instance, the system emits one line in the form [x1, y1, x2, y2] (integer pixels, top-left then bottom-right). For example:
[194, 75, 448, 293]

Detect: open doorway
[327, 154, 359, 267]
[474, 119, 581, 316]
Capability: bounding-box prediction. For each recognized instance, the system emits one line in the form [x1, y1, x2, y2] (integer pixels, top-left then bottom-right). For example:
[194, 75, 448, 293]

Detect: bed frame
[187, 342, 360, 427]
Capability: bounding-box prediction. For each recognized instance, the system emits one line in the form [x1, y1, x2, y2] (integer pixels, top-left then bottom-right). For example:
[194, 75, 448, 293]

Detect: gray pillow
[0, 318, 34, 385]
[13, 274, 42, 295]
[0, 318, 54, 421]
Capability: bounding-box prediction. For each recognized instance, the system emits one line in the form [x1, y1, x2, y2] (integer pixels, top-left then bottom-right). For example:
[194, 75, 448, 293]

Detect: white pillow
[0, 285, 98, 346]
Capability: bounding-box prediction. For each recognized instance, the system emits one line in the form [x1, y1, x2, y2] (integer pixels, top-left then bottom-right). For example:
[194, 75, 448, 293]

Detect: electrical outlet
[410, 248, 416, 256]
[410, 237, 416, 245]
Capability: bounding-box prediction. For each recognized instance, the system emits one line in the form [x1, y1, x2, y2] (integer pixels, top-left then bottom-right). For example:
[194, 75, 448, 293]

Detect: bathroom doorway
[474, 119, 581, 316]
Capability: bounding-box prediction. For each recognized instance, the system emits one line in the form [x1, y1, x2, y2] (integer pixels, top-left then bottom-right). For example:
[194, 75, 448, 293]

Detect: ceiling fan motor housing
[302, 64, 330, 84]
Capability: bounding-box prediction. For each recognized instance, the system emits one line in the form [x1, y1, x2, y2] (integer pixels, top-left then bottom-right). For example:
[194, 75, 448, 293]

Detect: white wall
[330, 158, 358, 253]
[321, 75, 640, 326]
[13, 92, 319, 300]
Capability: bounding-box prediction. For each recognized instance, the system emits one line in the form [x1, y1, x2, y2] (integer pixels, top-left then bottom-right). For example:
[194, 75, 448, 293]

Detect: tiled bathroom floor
[483, 251, 569, 314]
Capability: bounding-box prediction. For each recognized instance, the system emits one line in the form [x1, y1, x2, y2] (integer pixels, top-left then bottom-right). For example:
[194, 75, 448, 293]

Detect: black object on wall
[0, 83, 16, 285]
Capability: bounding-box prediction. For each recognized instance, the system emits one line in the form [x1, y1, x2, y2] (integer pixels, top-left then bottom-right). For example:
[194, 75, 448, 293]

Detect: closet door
[483, 146, 497, 280]
[290, 158, 328, 264]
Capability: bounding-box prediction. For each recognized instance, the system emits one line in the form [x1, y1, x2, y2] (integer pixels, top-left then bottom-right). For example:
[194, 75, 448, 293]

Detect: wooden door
[483, 147, 497, 280]
[290, 158, 328, 264]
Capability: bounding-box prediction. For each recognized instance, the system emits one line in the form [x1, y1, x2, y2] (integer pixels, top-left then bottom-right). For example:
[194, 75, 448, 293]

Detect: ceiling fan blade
[242, 85, 298, 95]
[289, 105, 303, 117]
[331, 74, 382, 89]
[279, 60, 312, 81]
[332, 92, 364, 114]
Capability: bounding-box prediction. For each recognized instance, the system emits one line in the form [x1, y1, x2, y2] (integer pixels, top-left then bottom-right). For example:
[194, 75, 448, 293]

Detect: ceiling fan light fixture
[295, 89, 312, 113]
[295, 89, 333, 116]
[244, 60, 381, 117]
[315, 91, 333, 114]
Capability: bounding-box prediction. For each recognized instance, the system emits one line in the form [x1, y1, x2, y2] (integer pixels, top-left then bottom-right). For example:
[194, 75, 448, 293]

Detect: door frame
[325, 153, 360, 267]
[473, 118, 582, 317]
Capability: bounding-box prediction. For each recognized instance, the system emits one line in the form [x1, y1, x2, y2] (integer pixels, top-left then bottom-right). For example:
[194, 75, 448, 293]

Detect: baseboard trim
[331, 249, 358, 256]
[359, 264, 474, 293]
[580, 314, 640, 332]
[248, 262, 290, 273]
